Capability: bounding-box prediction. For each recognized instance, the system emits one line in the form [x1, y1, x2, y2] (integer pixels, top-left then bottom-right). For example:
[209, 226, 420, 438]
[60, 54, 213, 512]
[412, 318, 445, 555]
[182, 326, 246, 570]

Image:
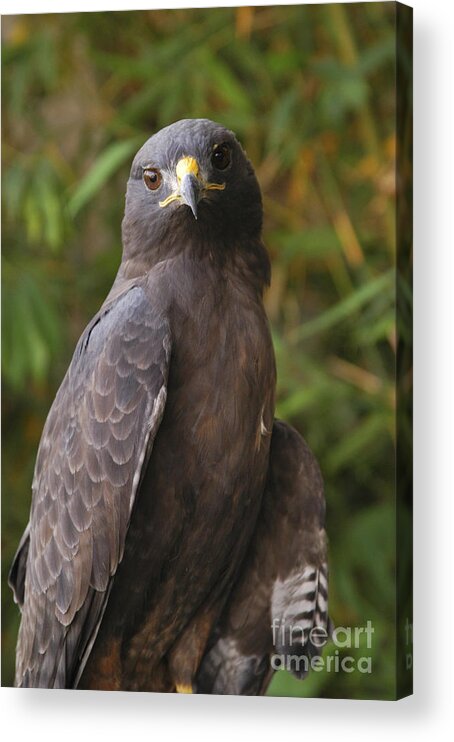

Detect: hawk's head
[122, 119, 263, 262]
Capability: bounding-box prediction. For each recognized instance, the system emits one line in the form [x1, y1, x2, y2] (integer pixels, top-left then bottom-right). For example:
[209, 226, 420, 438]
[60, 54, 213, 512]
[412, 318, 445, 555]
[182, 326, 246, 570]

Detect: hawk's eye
[211, 144, 231, 171]
[143, 169, 162, 191]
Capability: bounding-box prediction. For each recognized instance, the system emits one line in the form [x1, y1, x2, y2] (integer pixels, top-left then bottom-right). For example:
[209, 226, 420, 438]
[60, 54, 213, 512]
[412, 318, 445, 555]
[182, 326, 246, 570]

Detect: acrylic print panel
[1, 2, 413, 700]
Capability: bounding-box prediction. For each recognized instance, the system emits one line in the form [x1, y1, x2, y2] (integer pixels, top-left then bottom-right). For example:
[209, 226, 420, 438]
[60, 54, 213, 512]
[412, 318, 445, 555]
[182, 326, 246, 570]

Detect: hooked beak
[158, 155, 225, 218]
[176, 156, 201, 219]
[179, 172, 200, 219]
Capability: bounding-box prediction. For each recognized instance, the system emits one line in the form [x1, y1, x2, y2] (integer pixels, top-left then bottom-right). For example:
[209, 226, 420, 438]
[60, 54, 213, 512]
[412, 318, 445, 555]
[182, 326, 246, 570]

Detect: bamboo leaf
[289, 269, 395, 342]
[68, 138, 142, 217]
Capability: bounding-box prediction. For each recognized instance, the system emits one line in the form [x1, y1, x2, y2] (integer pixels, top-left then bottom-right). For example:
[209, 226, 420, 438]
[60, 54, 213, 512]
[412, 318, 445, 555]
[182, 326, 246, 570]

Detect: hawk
[9, 119, 331, 693]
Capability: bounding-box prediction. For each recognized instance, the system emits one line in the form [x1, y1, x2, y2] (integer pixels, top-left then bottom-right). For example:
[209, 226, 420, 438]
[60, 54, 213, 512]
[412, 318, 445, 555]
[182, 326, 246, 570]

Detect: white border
[1, 1, 453, 740]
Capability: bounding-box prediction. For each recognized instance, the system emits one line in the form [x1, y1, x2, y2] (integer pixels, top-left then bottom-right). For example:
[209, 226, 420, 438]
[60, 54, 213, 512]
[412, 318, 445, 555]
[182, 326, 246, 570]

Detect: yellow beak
[175, 156, 199, 182]
[175, 157, 201, 218]
[159, 155, 225, 218]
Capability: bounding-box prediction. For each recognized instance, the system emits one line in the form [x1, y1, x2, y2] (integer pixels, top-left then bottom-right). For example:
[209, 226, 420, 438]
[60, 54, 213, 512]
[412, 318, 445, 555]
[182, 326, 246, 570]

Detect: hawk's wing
[196, 420, 331, 695]
[10, 285, 171, 688]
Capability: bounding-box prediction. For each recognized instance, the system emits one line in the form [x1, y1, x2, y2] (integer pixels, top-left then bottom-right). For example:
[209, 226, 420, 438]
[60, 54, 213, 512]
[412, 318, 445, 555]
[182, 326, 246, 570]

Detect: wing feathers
[197, 419, 331, 695]
[8, 525, 30, 607]
[14, 285, 171, 687]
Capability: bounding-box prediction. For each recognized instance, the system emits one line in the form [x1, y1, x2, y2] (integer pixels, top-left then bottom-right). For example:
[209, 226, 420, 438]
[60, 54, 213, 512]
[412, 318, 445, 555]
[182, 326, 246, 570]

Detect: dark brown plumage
[9, 119, 330, 693]
[196, 421, 330, 695]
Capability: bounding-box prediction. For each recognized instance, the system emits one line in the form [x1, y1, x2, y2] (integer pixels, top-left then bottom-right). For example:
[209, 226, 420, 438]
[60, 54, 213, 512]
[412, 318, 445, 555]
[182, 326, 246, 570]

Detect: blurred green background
[2, 3, 400, 697]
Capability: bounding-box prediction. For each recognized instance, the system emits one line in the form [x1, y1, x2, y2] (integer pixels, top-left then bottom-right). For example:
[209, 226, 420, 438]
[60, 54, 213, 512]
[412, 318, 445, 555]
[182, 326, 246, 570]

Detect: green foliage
[1, 4, 398, 697]
[68, 138, 143, 217]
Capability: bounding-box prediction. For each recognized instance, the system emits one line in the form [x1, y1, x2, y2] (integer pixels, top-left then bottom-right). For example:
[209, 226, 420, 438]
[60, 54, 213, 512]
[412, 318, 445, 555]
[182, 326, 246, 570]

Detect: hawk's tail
[271, 563, 333, 679]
